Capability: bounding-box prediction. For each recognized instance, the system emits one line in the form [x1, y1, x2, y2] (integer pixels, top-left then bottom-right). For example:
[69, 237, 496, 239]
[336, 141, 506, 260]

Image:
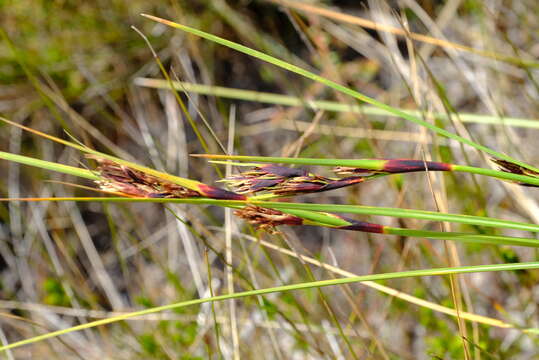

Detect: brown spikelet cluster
[492, 158, 539, 187]
[222, 164, 307, 194]
[90, 157, 201, 198]
[233, 206, 303, 233]
[223, 164, 365, 196]
[492, 159, 539, 176]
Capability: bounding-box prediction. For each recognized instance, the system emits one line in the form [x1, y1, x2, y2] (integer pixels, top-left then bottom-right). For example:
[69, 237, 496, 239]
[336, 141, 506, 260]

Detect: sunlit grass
[2, 1, 539, 358]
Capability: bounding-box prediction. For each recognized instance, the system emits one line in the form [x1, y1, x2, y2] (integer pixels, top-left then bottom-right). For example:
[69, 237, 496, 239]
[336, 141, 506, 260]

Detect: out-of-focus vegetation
[1, 0, 539, 358]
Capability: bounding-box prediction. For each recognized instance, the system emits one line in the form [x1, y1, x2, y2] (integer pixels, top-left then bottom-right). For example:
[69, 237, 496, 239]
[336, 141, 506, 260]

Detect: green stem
[384, 227, 539, 248]
[2, 261, 538, 352]
[0, 151, 99, 180]
[0, 125, 206, 192]
[197, 154, 387, 167]
[134, 78, 539, 130]
[197, 155, 539, 187]
[5, 197, 538, 234]
[260, 202, 539, 233]
[2, 196, 536, 246]
[279, 208, 539, 248]
[141, 14, 539, 173]
[452, 165, 539, 186]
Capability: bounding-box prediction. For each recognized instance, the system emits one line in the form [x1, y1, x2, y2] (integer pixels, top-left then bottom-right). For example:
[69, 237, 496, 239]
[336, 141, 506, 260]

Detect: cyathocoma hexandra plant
[1, 118, 539, 248]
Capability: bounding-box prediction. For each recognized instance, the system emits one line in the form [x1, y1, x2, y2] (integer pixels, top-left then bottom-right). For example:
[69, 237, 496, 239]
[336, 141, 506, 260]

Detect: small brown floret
[224, 164, 365, 196]
[89, 157, 201, 198]
[234, 206, 303, 233]
[492, 158, 539, 187]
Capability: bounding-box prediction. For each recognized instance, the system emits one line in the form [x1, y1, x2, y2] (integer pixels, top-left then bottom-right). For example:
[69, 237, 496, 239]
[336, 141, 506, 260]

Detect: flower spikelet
[223, 164, 364, 196]
[492, 158, 539, 187]
[90, 157, 201, 198]
[234, 206, 303, 233]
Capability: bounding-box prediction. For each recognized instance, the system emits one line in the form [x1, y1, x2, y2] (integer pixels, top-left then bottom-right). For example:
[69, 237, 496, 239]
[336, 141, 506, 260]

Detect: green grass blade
[196, 154, 539, 187]
[0, 117, 205, 191]
[0, 197, 539, 247]
[273, 208, 539, 248]
[5, 197, 536, 247]
[2, 261, 538, 352]
[195, 154, 387, 167]
[252, 234, 526, 331]
[5, 197, 538, 234]
[384, 228, 539, 248]
[0, 151, 99, 180]
[275, 208, 539, 248]
[134, 78, 539, 130]
[452, 164, 539, 186]
[259, 202, 539, 233]
[141, 14, 539, 173]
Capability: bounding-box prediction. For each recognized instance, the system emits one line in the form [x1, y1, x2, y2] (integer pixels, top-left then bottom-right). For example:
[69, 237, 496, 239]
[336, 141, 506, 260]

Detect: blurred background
[1, 0, 539, 358]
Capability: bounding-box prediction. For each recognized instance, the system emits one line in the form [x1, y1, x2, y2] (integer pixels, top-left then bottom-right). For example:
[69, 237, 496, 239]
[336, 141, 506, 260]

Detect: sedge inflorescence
[90, 156, 201, 198]
[222, 164, 365, 196]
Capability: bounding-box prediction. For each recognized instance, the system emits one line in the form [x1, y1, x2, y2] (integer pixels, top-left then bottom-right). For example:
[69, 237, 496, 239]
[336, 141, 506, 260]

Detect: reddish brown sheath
[331, 214, 386, 233]
[198, 184, 247, 200]
[383, 159, 452, 173]
[338, 221, 385, 234]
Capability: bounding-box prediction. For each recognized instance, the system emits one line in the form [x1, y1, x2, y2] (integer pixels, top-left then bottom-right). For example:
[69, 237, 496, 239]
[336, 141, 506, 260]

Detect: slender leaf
[2, 261, 538, 352]
[141, 14, 539, 173]
[2, 197, 537, 247]
[134, 78, 539, 129]
[195, 154, 539, 187]
[0, 151, 99, 180]
[4, 197, 538, 233]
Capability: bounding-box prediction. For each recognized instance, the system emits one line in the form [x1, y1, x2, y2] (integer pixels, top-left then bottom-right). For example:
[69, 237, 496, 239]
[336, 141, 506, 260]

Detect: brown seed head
[222, 164, 307, 194]
[89, 156, 201, 198]
[234, 206, 303, 233]
[492, 159, 539, 176]
[492, 158, 539, 187]
[225, 164, 364, 196]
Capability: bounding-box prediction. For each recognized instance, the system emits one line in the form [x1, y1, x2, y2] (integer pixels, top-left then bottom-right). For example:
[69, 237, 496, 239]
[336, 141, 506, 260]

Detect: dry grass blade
[268, 0, 539, 68]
